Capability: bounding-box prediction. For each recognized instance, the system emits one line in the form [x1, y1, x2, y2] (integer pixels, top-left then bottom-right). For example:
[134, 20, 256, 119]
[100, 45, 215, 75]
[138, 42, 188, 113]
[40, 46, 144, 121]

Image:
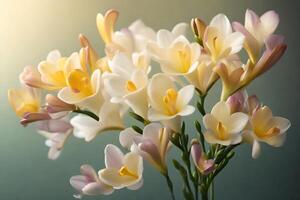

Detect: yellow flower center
[118, 166, 138, 179]
[16, 102, 39, 117]
[163, 88, 178, 115]
[177, 50, 191, 73]
[126, 80, 137, 92]
[216, 122, 230, 140]
[255, 126, 280, 139]
[67, 69, 93, 97]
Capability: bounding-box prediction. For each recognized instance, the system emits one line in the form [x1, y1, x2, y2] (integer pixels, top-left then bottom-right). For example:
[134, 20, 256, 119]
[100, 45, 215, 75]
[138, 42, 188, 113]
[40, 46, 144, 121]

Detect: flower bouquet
[8, 8, 291, 200]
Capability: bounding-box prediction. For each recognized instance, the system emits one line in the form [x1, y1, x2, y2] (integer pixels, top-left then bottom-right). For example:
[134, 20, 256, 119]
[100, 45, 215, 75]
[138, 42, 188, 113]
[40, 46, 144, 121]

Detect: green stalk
[163, 171, 176, 200]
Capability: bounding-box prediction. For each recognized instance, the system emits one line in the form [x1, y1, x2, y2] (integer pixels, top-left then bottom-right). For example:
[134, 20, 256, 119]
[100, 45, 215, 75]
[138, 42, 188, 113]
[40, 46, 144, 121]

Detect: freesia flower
[98, 144, 143, 190]
[191, 139, 215, 175]
[19, 65, 54, 90]
[58, 52, 104, 114]
[119, 123, 171, 173]
[147, 73, 195, 131]
[37, 50, 69, 90]
[70, 101, 124, 142]
[38, 118, 73, 160]
[147, 35, 201, 75]
[8, 86, 52, 126]
[185, 61, 218, 94]
[203, 14, 245, 63]
[103, 53, 149, 118]
[45, 94, 76, 114]
[70, 164, 114, 198]
[232, 9, 279, 63]
[97, 9, 156, 57]
[244, 105, 290, 159]
[203, 101, 248, 145]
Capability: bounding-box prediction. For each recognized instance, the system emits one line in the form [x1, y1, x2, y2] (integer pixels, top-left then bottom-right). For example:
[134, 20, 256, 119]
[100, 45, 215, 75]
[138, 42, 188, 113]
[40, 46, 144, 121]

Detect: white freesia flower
[70, 101, 124, 142]
[103, 53, 149, 118]
[147, 73, 195, 131]
[119, 123, 171, 173]
[244, 106, 290, 159]
[98, 144, 143, 190]
[203, 14, 245, 63]
[148, 35, 201, 75]
[70, 164, 114, 198]
[203, 101, 248, 146]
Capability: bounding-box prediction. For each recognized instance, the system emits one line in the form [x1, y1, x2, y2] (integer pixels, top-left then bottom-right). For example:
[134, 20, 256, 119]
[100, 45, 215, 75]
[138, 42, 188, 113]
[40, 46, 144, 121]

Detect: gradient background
[1, 0, 299, 199]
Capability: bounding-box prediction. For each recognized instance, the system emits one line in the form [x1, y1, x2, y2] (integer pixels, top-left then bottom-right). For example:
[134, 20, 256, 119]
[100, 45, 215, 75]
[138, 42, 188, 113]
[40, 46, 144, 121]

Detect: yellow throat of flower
[118, 166, 138, 179]
[126, 80, 137, 92]
[67, 69, 93, 97]
[177, 50, 191, 73]
[16, 102, 39, 117]
[216, 122, 230, 140]
[255, 126, 280, 139]
[163, 88, 178, 115]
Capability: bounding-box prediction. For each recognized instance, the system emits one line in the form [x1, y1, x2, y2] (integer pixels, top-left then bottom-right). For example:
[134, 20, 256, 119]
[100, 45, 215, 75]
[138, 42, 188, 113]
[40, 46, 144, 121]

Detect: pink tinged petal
[80, 165, 98, 181]
[245, 9, 260, 31]
[104, 144, 124, 169]
[83, 182, 113, 196]
[36, 119, 73, 133]
[142, 123, 163, 146]
[21, 112, 51, 126]
[201, 159, 215, 175]
[139, 141, 162, 167]
[70, 175, 88, 191]
[119, 128, 141, 150]
[226, 91, 246, 113]
[254, 35, 286, 76]
[191, 141, 202, 166]
[247, 95, 260, 115]
[260, 10, 279, 37]
[252, 139, 261, 159]
[203, 114, 218, 132]
[45, 94, 75, 113]
[48, 147, 61, 160]
[210, 14, 232, 35]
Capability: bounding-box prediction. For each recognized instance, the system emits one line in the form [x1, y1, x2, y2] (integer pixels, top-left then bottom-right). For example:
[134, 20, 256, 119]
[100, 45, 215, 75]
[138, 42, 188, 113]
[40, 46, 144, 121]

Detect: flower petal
[104, 144, 124, 169]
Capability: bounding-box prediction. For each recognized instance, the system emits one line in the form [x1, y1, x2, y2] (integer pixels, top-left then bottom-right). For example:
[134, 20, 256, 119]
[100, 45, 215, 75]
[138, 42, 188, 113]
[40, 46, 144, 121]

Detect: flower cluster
[8, 9, 290, 200]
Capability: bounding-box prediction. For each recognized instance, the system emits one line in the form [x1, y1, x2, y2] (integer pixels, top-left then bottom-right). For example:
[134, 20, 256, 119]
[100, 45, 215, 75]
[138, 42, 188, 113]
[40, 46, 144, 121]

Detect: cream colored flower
[70, 101, 124, 142]
[58, 51, 104, 113]
[8, 86, 41, 118]
[147, 73, 195, 121]
[37, 50, 68, 90]
[203, 14, 245, 63]
[97, 9, 156, 56]
[98, 144, 143, 190]
[148, 35, 201, 75]
[103, 53, 149, 118]
[203, 101, 248, 146]
[244, 106, 290, 158]
[119, 123, 171, 173]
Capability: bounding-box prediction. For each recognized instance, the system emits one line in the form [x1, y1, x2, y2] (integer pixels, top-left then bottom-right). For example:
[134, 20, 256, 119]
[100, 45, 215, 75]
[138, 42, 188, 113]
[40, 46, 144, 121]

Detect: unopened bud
[191, 18, 206, 41]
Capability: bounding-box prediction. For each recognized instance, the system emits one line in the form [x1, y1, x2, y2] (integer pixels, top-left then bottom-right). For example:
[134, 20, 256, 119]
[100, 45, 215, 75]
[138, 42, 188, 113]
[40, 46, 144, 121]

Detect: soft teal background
[1, 0, 299, 199]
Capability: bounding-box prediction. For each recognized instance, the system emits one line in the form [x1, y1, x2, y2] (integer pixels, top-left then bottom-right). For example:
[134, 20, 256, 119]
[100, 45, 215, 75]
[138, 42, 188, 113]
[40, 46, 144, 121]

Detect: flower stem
[163, 172, 176, 200]
[72, 109, 99, 121]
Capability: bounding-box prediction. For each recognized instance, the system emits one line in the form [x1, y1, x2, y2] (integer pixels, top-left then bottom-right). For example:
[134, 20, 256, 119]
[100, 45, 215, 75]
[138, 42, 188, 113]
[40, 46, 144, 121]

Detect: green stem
[72, 109, 99, 121]
[163, 172, 176, 200]
[210, 181, 214, 200]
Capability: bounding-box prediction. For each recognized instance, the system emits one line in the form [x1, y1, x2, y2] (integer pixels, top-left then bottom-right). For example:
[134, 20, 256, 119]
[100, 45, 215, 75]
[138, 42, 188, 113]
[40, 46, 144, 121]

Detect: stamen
[126, 80, 137, 92]
[119, 166, 138, 178]
[216, 122, 229, 140]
